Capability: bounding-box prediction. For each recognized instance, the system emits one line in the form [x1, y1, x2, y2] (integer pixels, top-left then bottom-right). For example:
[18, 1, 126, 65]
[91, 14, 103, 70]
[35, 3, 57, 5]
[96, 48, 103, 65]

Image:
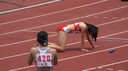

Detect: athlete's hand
[81, 48, 89, 52]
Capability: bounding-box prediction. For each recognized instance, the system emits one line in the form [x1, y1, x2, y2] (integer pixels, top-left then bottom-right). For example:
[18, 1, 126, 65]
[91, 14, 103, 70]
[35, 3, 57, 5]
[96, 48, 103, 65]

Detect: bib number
[36, 54, 52, 67]
[38, 55, 50, 62]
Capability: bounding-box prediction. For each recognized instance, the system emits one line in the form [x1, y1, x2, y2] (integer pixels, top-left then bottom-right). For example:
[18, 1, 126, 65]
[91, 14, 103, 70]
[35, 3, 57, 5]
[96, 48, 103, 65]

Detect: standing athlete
[48, 22, 98, 52]
[28, 31, 58, 71]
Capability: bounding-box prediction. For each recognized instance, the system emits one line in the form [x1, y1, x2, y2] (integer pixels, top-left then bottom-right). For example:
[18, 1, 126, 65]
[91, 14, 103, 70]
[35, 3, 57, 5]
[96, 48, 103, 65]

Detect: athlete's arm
[53, 50, 58, 65]
[80, 23, 88, 51]
[27, 48, 34, 65]
[85, 30, 95, 48]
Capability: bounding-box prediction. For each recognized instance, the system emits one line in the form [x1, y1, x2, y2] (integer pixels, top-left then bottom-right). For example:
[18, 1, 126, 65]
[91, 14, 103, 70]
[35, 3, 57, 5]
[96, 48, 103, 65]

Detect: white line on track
[0, 34, 57, 48]
[0, 30, 128, 60]
[0, 6, 128, 35]
[22, 29, 57, 33]
[85, 5, 128, 17]
[0, 0, 108, 26]
[0, 17, 127, 48]
[102, 37, 128, 40]
[0, 0, 62, 14]
[9, 44, 128, 71]
[99, 30, 128, 38]
[82, 60, 128, 71]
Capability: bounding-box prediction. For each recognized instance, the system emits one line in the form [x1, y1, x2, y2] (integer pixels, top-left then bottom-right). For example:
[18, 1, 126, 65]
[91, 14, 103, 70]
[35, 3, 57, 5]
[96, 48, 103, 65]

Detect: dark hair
[85, 23, 98, 42]
[37, 31, 48, 46]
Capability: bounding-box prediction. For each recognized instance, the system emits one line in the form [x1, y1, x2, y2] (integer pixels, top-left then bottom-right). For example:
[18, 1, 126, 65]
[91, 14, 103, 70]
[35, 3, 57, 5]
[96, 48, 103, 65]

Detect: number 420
[38, 55, 50, 62]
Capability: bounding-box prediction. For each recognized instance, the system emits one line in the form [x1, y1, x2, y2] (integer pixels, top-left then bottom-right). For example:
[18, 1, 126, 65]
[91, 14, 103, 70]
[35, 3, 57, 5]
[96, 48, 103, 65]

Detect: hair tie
[44, 40, 47, 43]
[43, 43, 48, 46]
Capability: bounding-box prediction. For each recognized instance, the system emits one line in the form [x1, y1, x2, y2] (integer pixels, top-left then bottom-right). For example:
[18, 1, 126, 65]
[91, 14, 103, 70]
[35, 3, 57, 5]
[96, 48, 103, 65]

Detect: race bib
[36, 53, 52, 67]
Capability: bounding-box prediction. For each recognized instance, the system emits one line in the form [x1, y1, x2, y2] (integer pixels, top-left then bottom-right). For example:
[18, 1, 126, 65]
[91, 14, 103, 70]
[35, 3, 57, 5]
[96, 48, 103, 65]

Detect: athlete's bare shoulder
[79, 22, 86, 27]
[29, 46, 38, 54]
[79, 23, 87, 31]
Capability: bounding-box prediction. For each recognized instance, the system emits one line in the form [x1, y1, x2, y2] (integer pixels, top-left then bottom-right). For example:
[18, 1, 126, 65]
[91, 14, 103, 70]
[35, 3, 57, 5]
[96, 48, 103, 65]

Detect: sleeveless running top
[35, 47, 53, 67]
[57, 22, 86, 34]
[72, 22, 84, 34]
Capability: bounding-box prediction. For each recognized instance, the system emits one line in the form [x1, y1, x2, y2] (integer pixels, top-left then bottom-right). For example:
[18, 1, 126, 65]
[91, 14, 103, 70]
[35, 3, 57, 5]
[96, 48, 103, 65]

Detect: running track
[0, 0, 128, 71]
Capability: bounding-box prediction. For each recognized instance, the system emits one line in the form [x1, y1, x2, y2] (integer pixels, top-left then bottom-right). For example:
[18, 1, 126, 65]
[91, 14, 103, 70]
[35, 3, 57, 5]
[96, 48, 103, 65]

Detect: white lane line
[103, 37, 128, 40]
[96, 18, 127, 26]
[0, 0, 62, 15]
[0, 4, 128, 35]
[0, 30, 128, 60]
[0, 34, 57, 60]
[0, 5, 128, 35]
[112, 17, 118, 19]
[0, 34, 57, 48]
[22, 30, 57, 33]
[103, 17, 108, 18]
[9, 44, 128, 71]
[0, 16, 127, 36]
[85, 5, 128, 17]
[99, 30, 128, 38]
[82, 60, 128, 71]
[0, 17, 127, 48]
[0, 0, 108, 26]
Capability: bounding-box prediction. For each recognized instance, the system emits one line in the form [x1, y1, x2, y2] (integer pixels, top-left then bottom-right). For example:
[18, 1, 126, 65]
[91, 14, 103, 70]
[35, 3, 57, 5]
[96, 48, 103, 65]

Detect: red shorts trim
[57, 25, 68, 32]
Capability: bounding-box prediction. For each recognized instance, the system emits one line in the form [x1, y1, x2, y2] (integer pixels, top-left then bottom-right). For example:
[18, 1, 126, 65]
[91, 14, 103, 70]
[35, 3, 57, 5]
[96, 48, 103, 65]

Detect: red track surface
[0, 0, 128, 71]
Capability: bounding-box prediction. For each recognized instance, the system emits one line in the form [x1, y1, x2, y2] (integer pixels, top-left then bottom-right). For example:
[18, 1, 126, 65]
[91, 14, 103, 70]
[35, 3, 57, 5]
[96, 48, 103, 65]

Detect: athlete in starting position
[48, 22, 99, 52]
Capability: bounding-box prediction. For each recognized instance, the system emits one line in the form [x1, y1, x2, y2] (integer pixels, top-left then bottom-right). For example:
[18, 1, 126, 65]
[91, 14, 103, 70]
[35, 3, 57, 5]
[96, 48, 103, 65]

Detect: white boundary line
[0, 0, 108, 26]
[0, 17, 127, 36]
[0, 17, 127, 48]
[9, 44, 128, 71]
[0, 0, 62, 15]
[0, 30, 128, 60]
[82, 60, 128, 71]
[0, 7, 128, 35]
[22, 30, 57, 33]
[99, 30, 128, 38]
[103, 37, 128, 40]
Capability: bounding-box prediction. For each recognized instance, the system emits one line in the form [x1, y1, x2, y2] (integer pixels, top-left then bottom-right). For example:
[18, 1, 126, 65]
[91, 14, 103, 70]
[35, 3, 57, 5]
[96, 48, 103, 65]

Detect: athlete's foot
[93, 46, 99, 48]
[81, 48, 89, 52]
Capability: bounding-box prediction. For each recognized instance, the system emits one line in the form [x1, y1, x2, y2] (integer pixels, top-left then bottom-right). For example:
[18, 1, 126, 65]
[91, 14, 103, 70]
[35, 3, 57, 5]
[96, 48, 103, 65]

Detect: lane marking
[0, 34, 57, 48]
[0, 0, 108, 26]
[103, 17, 108, 18]
[0, 16, 127, 36]
[100, 30, 128, 38]
[9, 44, 128, 71]
[0, 18, 127, 48]
[22, 30, 57, 33]
[103, 37, 128, 40]
[93, 16, 99, 18]
[82, 60, 128, 71]
[0, 5, 128, 35]
[0, 30, 128, 60]
[0, 0, 63, 14]
[112, 17, 118, 19]
[97, 39, 128, 43]
[85, 5, 128, 17]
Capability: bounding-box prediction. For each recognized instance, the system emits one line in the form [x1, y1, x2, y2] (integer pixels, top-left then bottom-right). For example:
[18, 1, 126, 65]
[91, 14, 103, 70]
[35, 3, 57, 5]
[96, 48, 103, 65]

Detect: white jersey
[35, 47, 52, 67]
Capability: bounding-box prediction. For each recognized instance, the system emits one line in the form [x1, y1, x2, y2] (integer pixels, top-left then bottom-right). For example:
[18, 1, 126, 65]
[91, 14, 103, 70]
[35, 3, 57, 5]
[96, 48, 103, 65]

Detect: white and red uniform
[35, 47, 53, 67]
[57, 22, 87, 34]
